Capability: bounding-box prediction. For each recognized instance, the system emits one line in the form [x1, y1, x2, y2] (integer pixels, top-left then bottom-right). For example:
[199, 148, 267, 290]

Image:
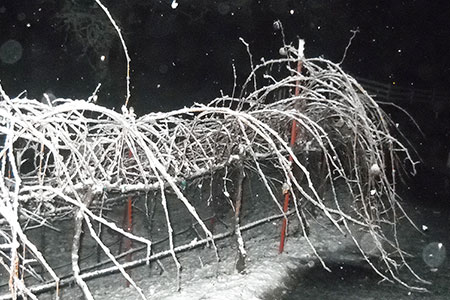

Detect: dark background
[0, 0, 449, 204]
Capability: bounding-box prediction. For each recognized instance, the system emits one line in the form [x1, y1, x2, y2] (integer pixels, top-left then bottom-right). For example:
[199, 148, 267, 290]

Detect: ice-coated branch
[0, 43, 425, 297]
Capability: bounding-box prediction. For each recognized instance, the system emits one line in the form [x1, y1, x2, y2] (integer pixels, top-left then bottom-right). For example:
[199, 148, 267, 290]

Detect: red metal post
[279, 58, 303, 253]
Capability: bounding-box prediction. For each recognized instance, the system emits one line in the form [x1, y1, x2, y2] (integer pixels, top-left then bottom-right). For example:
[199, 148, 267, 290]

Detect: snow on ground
[48, 215, 355, 300]
[0, 178, 442, 300]
[149, 219, 354, 300]
[0, 175, 360, 300]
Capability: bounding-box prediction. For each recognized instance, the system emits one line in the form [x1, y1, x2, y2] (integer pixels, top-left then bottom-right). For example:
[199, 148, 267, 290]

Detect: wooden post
[124, 150, 133, 286]
[234, 157, 247, 273]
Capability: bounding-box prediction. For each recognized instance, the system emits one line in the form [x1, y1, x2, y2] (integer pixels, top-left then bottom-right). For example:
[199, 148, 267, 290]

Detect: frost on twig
[71, 189, 94, 300]
[0, 41, 427, 297]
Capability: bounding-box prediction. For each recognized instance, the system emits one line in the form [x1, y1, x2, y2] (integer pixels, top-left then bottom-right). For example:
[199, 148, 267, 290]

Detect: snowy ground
[28, 214, 354, 300]
[0, 173, 437, 300]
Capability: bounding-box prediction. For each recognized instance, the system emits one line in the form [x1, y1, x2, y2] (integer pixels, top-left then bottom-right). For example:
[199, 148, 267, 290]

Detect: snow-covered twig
[0, 38, 424, 297]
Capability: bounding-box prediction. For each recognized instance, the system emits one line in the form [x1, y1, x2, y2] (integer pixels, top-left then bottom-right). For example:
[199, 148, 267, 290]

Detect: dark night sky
[1, 1, 449, 108]
[0, 0, 449, 203]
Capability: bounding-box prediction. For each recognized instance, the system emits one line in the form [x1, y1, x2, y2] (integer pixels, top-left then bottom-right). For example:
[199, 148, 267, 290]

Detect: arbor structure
[0, 2, 428, 299]
[0, 43, 427, 298]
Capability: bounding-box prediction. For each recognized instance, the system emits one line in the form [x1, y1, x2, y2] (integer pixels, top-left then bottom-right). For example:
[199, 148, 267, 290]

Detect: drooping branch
[0, 42, 427, 298]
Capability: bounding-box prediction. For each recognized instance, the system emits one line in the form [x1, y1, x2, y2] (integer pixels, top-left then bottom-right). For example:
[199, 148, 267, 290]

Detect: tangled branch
[0, 45, 427, 298]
